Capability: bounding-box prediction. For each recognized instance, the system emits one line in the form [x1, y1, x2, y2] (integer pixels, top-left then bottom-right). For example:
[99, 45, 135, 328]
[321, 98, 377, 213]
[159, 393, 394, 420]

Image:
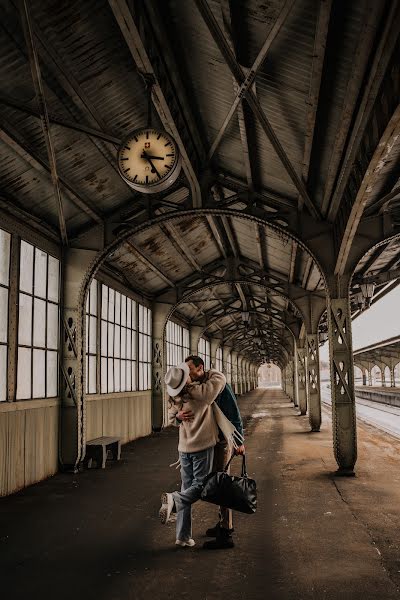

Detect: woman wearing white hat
[160, 361, 226, 547]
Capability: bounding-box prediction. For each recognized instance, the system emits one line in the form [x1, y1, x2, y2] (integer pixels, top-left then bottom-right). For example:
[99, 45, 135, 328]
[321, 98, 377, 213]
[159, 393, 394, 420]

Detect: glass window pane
[108, 323, 114, 356]
[126, 360, 132, 391]
[121, 360, 126, 392]
[34, 248, 47, 298]
[114, 359, 120, 392]
[101, 285, 108, 320]
[121, 328, 126, 359]
[101, 357, 107, 392]
[127, 329, 132, 360]
[127, 298, 131, 328]
[0, 287, 8, 344]
[101, 320, 107, 356]
[20, 241, 34, 293]
[108, 289, 115, 321]
[47, 351, 58, 397]
[89, 316, 97, 354]
[115, 292, 121, 324]
[16, 348, 31, 399]
[132, 331, 136, 359]
[88, 355, 96, 394]
[18, 293, 32, 346]
[132, 361, 137, 391]
[47, 256, 59, 303]
[33, 298, 46, 347]
[121, 295, 126, 326]
[33, 349, 46, 397]
[132, 301, 136, 330]
[89, 280, 97, 315]
[0, 345, 7, 401]
[85, 315, 89, 354]
[114, 325, 120, 358]
[107, 358, 114, 393]
[86, 354, 89, 394]
[0, 229, 10, 286]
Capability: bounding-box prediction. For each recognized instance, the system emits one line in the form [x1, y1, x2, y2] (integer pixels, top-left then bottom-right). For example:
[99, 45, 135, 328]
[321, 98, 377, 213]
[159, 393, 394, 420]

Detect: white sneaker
[175, 538, 196, 547]
[159, 492, 174, 524]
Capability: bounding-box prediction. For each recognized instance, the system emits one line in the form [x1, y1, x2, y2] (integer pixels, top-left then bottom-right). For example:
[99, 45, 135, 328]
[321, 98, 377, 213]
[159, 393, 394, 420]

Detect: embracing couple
[160, 355, 245, 550]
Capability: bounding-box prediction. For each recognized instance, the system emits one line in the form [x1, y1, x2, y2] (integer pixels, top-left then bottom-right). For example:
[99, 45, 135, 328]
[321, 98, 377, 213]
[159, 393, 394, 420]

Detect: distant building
[259, 363, 281, 386]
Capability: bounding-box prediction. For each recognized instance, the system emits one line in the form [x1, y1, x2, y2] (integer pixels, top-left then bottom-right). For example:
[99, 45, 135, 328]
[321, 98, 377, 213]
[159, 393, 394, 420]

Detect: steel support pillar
[61, 248, 98, 469]
[151, 302, 171, 431]
[327, 298, 357, 473]
[210, 337, 221, 369]
[190, 325, 203, 355]
[306, 334, 322, 432]
[231, 351, 238, 394]
[293, 344, 299, 407]
[362, 370, 367, 385]
[297, 346, 307, 415]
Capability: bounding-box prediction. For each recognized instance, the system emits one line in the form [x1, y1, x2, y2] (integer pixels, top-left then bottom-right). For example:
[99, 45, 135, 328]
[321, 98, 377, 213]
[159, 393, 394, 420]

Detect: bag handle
[223, 453, 248, 478]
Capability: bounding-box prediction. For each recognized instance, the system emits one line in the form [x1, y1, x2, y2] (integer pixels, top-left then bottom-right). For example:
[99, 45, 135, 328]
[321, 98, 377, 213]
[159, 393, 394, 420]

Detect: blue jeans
[172, 446, 214, 542]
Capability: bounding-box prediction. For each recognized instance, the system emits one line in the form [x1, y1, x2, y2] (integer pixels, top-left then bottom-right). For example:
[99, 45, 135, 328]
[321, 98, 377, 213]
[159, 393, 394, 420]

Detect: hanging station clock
[117, 127, 182, 194]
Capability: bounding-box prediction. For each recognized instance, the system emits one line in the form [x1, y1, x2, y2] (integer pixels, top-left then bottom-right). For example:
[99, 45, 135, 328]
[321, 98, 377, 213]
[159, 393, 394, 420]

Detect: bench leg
[110, 441, 121, 461]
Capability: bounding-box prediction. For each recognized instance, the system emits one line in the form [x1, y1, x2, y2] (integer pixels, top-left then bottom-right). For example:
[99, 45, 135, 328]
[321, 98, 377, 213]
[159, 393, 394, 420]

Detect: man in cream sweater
[160, 359, 226, 548]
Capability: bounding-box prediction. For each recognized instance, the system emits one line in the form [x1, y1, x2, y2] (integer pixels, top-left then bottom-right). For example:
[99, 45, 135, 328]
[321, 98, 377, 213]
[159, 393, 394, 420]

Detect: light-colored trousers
[172, 446, 214, 542]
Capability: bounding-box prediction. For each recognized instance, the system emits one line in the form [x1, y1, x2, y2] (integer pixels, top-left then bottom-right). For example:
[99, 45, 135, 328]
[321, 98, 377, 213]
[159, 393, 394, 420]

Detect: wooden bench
[85, 436, 121, 469]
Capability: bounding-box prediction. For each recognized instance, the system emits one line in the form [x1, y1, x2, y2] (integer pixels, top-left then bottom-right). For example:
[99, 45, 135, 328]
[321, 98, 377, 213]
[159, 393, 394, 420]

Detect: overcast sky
[319, 285, 400, 362]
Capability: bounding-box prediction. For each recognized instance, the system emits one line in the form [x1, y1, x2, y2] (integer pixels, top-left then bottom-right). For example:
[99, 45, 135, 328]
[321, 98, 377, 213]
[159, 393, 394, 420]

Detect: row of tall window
[85, 280, 152, 394]
[0, 230, 61, 402]
[216, 346, 223, 371]
[198, 337, 211, 370]
[166, 320, 190, 370]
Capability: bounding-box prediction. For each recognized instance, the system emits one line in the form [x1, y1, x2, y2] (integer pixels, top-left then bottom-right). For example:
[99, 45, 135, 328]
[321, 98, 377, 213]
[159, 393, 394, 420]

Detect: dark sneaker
[205, 523, 234, 537]
[203, 535, 235, 550]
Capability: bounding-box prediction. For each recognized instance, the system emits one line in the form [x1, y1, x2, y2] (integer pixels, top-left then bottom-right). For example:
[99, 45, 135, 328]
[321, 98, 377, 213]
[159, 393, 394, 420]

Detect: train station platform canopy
[1, 0, 400, 473]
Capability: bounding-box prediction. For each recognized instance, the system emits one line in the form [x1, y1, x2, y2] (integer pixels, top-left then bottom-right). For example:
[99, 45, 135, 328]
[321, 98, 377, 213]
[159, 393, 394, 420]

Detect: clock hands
[140, 153, 164, 160]
[141, 150, 161, 179]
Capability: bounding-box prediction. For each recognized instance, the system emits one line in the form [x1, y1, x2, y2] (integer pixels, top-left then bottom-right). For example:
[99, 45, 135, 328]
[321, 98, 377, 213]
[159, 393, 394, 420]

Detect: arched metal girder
[157, 255, 325, 309]
[198, 309, 301, 340]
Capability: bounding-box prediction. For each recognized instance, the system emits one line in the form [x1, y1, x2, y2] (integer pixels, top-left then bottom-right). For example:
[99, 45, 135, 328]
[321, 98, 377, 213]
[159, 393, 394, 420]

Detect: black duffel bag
[201, 453, 257, 514]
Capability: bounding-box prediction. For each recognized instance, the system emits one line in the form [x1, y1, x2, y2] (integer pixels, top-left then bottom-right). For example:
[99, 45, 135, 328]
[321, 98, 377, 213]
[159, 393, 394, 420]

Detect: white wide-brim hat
[165, 362, 190, 397]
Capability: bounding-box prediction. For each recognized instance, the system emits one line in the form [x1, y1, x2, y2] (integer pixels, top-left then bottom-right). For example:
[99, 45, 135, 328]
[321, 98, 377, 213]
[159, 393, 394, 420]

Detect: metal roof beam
[207, 0, 295, 161]
[108, 0, 201, 208]
[0, 122, 103, 225]
[220, 0, 255, 191]
[195, 0, 321, 220]
[19, 0, 67, 245]
[299, 0, 332, 211]
[124, 240, 175, 288]
[326, 1, 400, 221]
[158, 222, 202, 272]
[0, 94, 121, 146]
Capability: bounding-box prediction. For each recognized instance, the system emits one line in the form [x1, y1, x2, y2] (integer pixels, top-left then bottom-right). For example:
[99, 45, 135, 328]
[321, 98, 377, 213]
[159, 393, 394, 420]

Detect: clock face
[117, 127, 181, 193]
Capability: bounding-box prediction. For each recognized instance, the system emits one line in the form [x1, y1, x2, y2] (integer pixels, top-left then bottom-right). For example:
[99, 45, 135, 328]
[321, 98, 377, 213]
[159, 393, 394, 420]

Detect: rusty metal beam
[19, 0, 67, 244]
[363, 184, 400, 217]
[220, 216, 240, 258]
[124, 240, 175, 288]
[220, 0, 254, 190]
[0, 93, 121, 145]
[335, 104, 400, 276]
[299, 0, 332, 211]
[326, 0, 400, 221]
[195, 0, 321, 220]
[206, 215, 228, 260]
[108, 0, 202, 207]
[208, 0, 295, 161]
[157, 218, 202, 272]
[0, 122, 103, 225]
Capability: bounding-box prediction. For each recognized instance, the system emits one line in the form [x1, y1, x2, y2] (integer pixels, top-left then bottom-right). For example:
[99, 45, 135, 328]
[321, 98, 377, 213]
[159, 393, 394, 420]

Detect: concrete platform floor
[2, 388, 400, 599]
